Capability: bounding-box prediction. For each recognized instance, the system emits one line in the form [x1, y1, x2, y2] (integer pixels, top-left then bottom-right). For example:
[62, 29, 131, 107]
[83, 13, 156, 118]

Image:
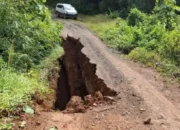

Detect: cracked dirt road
[24, 19, 180, 130]
[61, 20, 180, 130]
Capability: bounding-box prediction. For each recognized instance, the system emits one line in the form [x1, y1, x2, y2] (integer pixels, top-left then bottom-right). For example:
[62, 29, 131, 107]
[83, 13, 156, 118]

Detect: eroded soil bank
[55, 36, 116, 111]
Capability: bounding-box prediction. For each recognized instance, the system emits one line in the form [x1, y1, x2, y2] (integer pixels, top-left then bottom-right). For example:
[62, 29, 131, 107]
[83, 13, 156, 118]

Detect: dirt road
[24, 20, 180, 130]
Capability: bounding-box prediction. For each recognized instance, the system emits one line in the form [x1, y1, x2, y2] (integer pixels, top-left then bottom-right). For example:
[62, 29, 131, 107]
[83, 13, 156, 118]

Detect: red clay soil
[11, 20, 180, 130]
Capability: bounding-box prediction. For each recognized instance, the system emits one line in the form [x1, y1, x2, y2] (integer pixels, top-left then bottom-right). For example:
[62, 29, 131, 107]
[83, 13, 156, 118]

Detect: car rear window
[57, 5, 63, 8]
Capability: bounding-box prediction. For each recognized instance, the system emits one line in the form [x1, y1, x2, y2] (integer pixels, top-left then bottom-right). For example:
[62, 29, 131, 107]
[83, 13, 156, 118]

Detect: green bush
[160, 29, 180, 65]
[0, 58, 49, 113]
[0, 0, 63, 71]
[127, 8, 147, 26]
[128, 47, 161, 67]
[115, 23, 136, 54]
[153, 1, 177, 31]
[109, 10, 120, 19]
[0, 57, 6, 69]
[160, 60, 180, 77]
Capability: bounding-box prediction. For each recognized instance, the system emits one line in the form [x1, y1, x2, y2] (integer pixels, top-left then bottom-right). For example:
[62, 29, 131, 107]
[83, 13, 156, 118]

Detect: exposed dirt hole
[55, 36, 117, 111]
[54, 60, 71, 110]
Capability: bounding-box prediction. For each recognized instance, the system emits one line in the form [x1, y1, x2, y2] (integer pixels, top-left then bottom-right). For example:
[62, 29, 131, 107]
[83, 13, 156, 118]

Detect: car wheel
[63, 14, 66, 19]
[55, 11, 58, 17]
[56, 12, 60, 18]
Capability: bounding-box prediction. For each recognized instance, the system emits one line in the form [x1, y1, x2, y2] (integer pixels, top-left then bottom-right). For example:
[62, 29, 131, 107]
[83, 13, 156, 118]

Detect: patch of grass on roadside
[128, 47, 161, 67]
[0, 58, 49, 115]
[0, 45, 64, 116]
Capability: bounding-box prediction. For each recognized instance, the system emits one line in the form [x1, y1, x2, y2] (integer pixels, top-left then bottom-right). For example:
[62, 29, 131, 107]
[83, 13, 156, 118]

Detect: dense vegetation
[47, 0, 155, 13]
[0, 0, 63, 116]
[81, 0, 180, 77]
[47, 0, 180, 16]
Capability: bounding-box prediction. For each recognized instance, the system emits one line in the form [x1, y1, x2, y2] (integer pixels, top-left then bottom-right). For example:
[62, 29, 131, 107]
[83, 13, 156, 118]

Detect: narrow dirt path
[24, 20, 180, 130]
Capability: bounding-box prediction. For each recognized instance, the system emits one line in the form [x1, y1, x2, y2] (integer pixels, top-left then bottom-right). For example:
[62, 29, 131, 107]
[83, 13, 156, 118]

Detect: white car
[55, 3, 78, 19]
